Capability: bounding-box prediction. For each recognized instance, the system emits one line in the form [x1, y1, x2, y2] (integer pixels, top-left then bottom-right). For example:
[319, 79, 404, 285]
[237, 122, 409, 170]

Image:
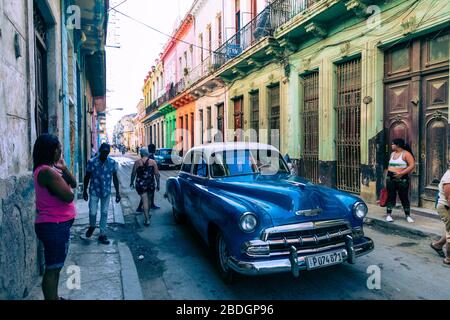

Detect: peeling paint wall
[0, 0, 63, 299]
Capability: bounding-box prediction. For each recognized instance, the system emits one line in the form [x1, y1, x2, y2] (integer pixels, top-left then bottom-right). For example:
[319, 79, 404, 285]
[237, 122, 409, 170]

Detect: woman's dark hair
[392, 138, 415, 159]
[33, 134, 60, 172]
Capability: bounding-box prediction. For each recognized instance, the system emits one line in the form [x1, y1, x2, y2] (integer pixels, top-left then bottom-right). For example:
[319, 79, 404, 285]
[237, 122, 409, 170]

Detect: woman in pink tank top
[33, 134, 77, 300]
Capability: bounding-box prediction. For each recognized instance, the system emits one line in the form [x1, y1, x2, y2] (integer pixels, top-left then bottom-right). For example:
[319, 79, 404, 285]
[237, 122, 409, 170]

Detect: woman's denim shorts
[35, 219, 74, 270]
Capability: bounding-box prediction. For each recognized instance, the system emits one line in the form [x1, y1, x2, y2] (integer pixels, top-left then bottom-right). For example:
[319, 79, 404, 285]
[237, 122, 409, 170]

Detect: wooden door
[420, 73, 448, 205]
[384, 30, 449, 208]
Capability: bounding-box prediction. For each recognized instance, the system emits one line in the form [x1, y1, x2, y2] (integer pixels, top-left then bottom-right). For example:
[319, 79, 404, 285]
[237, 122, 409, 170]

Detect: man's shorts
[437, 204, 450, 241]
[35, 219, 74, 270]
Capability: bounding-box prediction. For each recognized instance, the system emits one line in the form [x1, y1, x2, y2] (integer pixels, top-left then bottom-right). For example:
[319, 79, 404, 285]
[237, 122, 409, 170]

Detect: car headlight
[239, 212, 258, 233]
[353, 202, 368, 220]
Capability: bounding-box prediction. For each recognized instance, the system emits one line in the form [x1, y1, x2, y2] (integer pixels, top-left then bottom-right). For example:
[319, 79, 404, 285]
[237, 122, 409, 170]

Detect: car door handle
[186, 177, 193, 181]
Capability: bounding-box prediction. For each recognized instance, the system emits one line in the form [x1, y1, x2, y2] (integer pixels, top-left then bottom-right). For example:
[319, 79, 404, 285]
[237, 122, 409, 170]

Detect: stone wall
[0, 174, 39, 299]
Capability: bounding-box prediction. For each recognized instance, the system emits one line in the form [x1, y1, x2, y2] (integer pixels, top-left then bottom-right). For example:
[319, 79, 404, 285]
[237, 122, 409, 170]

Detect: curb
[364, 217, 441, 239]
[117, 242, 143, 300]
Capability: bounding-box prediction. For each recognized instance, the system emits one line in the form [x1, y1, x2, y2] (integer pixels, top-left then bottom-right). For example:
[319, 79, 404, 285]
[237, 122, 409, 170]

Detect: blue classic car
[155, 148, 182, 170]
[166, 142, 374, 282]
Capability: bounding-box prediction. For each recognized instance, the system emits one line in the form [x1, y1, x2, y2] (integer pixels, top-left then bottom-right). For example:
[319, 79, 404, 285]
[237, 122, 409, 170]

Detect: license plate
[306, 251, 343, 270]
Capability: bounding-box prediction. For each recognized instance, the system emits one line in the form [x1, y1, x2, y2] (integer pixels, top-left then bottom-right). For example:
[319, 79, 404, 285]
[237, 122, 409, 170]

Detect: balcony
[146, 100, 158, 115]
[210, 0, 367, 81]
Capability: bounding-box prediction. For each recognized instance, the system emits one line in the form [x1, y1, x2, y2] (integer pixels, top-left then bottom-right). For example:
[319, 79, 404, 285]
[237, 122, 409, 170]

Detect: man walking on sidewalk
[83, 143, 121, 244]
[431, 165, 450, 267]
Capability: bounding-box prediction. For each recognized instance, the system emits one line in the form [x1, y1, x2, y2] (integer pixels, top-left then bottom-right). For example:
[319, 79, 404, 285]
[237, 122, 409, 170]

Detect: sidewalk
[27, 198, 143, 300]
[365, 203, 445, 239]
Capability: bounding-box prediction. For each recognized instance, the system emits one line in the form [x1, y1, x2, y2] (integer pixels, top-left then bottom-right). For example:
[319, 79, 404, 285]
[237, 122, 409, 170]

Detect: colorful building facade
[138, 0, 449, 209]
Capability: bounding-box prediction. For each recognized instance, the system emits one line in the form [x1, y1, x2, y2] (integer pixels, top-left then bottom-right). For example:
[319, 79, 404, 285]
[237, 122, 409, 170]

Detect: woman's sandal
[143, 220, 150, 226]
[443, 258, 450, 268]
[430, 242, 445, 258]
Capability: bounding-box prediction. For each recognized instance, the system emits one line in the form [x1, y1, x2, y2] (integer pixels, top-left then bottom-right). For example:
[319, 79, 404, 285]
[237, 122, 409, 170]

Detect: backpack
[136, 158, 155, 194]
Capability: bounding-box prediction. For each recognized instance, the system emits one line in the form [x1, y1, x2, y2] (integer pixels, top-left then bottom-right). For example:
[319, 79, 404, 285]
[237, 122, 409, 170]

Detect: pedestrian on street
[33, 134, 77, 300]
[136, 143, 160, 212]
[130, 147, 160, 226]
[385, 138, 416, 223]
[430, 165, 450, 267]
[83, 143, 121, 244]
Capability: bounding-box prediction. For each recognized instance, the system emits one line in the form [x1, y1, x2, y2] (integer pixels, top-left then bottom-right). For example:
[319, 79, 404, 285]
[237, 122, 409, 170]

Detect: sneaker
[406, 216, 414, 223]
[98, 235, 110, 245]
[386, 215, 394, 222]
[151, 204, 160, 210]
[85, 227, 95, 238]
[136, 206, 143, 213]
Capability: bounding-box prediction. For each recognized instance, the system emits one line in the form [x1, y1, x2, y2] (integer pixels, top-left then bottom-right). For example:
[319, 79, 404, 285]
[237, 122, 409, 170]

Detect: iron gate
[301, 72, 319, 183]
[336, 58, 361, 193]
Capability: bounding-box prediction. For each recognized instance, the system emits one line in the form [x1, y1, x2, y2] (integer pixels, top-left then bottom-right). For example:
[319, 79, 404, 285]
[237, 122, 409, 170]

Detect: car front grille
[263, 220, 352, 256]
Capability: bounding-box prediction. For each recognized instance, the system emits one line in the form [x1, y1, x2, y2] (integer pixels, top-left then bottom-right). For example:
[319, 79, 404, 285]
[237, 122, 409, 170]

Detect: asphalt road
[114, 155, 450, 300]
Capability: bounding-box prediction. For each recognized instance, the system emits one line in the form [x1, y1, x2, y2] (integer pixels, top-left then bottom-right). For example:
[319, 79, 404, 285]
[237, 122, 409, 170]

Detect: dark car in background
[155, 148, 182, 170]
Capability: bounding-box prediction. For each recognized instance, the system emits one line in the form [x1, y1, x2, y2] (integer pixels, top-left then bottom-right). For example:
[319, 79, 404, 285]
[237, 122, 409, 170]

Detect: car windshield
[209, 149, 289, 178]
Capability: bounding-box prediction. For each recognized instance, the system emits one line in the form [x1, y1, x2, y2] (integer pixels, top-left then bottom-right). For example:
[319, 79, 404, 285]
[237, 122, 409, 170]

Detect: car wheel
[215, 231, 234, 284]
[172, 207, 186, 224]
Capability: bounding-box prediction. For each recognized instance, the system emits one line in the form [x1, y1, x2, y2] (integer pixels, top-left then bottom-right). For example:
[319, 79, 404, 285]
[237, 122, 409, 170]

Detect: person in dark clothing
[136, 143, 160, 212]
[385, 138, 415, 223]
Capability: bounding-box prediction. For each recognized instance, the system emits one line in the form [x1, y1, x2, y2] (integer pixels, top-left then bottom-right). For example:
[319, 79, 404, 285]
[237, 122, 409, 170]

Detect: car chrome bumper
[228, 237, 374, 276]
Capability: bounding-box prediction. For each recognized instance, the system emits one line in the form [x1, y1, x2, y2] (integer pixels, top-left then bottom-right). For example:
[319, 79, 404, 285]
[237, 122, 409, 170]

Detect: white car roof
[187, 142, 280, 156]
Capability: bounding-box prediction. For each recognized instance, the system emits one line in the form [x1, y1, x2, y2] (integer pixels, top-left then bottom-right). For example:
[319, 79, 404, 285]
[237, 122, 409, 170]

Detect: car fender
[166, 177, 184, 213]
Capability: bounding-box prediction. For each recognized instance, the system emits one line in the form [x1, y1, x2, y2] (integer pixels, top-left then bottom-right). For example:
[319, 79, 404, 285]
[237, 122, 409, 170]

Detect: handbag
[379, 188, 388, 207]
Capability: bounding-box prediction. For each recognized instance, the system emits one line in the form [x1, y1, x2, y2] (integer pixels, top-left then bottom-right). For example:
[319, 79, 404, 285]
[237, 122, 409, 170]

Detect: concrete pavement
[27, 197, 143, 300]
[365, 204, 445, 240]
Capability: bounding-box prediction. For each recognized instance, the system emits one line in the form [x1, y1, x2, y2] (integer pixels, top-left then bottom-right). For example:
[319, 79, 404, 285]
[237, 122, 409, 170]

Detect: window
[193, 152, 208, 177]
[181, 151, 193, 173]
[268, 85, 280, 147]
[217, 14, 223, 46]
[249, 91, 259, 142]
[233, 97, 243, 141]
[207, 107, 212, 142]
[199, 34, 204, 62]
[235, 0, 241, 43]
[190, 45, 194, 69]
[209, 149, 289, 178]
[216, 103, 224, 142]
[207, 25, 212, 56]
[391, 46, 410, 72]
[251, 0, 257, 19]
[429, 33, 449, 63]
[199, 110, 204, 144]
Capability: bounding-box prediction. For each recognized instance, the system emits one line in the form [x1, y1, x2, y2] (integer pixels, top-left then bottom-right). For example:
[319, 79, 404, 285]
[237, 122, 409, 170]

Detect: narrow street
[114, 155, 450, 300]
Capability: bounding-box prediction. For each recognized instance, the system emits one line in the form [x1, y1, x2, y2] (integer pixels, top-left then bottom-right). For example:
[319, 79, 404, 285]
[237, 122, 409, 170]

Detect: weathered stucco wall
[0, 0, 62, 299]
[0, 174, 38, 299]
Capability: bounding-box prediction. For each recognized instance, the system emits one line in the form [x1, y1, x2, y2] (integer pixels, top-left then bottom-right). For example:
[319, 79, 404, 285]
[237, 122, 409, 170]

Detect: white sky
[105, 0, 192, 138]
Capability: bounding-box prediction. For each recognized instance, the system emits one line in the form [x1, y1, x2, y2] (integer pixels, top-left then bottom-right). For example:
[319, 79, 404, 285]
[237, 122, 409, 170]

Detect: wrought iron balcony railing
[213, 0, 318, 70]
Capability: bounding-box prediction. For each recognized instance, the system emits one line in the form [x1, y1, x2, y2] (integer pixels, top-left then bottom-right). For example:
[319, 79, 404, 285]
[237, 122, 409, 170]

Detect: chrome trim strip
[266, 229, 352, 247]
[268, 242, 346, 257]
[261, 219, 350, 241]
